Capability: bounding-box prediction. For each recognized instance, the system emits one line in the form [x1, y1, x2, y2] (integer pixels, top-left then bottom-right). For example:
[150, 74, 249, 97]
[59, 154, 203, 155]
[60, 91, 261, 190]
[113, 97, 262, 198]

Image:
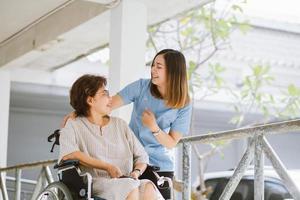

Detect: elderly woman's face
[88, 86, 112, 115]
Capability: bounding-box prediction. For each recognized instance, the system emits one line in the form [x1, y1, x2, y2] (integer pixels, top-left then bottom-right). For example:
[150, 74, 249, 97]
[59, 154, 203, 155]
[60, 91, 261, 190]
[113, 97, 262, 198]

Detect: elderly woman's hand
[129, 170, 140, 180]
[141, 109, 159, 132]
[106, 164, 123, 178]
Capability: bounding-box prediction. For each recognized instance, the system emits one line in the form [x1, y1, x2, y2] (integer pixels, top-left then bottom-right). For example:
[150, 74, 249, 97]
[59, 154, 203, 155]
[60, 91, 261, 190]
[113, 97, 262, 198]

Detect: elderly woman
[59, 74, 163, 200]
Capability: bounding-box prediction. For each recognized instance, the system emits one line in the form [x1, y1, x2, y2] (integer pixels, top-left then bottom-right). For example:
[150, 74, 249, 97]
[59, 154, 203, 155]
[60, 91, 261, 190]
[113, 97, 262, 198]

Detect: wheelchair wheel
[36, 182, 73, 200]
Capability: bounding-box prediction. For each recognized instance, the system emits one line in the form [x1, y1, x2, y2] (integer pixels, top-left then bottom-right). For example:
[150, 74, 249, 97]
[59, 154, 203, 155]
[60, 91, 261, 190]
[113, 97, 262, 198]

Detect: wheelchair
[36, 129, 173, 200]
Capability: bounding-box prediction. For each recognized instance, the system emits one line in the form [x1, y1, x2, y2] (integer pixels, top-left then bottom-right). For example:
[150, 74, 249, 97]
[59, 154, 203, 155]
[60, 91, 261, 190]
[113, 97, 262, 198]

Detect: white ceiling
[0, 0, 207, 73]
[0, 0, 70, 42]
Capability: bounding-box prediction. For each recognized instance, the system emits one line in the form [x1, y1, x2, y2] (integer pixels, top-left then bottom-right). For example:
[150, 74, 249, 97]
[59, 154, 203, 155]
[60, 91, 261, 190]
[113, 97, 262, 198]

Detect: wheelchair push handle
[48, 129, 60, 152]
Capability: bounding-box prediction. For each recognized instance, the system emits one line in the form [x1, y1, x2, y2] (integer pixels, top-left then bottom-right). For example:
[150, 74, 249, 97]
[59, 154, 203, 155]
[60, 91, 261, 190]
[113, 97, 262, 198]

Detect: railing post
[182, 141, 191, 200]
[219, 138, 255, 200]
[15, 169, 22, 200]
[262, 137, 300, 200]
[0, 172, 9, 200]
[254, 134, 264, 200]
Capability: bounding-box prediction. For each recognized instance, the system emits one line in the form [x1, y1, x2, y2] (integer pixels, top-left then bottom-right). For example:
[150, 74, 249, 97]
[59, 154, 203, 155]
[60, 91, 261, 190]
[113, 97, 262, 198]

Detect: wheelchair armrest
[147, 165, 160, 172]
[54, 159, 80, 169]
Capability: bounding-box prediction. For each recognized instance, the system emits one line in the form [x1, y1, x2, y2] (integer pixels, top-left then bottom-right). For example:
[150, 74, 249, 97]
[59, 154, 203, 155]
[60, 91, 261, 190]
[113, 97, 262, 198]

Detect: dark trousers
[140, 168, 174, 199]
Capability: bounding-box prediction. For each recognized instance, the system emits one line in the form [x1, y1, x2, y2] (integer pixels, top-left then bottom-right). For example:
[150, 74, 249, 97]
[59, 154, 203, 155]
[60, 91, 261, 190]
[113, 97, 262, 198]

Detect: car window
[205, 177, 293, 200]
[205, 178, 254, 200]
[205, 178, 226, 199]
[265, 180, 292, 200]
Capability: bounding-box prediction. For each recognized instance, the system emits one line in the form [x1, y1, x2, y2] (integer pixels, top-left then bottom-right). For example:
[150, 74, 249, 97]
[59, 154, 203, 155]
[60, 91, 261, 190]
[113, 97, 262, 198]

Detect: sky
[244, 0, 300, 24]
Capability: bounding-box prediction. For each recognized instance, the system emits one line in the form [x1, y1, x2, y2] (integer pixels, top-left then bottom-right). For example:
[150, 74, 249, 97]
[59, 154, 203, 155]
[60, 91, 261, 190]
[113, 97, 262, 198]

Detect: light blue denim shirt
[118, 79, 192, 171]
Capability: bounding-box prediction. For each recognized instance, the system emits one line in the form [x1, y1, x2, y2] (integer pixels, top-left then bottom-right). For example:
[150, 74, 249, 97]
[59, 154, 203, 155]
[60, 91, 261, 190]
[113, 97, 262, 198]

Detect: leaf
[209, 137, 229, 149]
[241, 90, 249, 99]
[146, 39, 153, 48]
[190, 60, 197, 70]
[215, 76, 224, 88]
[288, 84, 300, 96]
[269, 94, 275, 103]
[253, 65, 262, 76]
[180, 16, 191, 25]
[148, 26, 157, 33]
[219, 152, 225, 159]
[191, 36, 200, 44]
[192, 82, 202, 89]
[244, 76, 252, 88]
[262, 106, 269, 117]
[256, 93, 262, 102]
[215, 63, 226, 73]
[203, 18, 211, 29]
[230, 115, 244, 125]
[264, 76, 275, 84]
[181, 27, 195, 37]
[234, 105, 240, 112]
[239, 23, 251, 34]
[188, 60, 197, 79]
[232, 4, 243, 13]
[262, 65, 270, 74]
[215, 19, 231, 39]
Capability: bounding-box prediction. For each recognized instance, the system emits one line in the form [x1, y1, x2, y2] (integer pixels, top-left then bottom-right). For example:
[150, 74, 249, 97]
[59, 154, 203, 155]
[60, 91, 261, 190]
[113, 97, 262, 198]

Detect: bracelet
[133, 168, 142, 176]
[152, 128, 161, 136]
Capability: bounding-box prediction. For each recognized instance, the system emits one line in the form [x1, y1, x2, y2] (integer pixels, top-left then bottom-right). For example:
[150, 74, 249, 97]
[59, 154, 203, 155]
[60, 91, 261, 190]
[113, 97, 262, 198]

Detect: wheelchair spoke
[37, 182, 73, 200]
[37, 190, 58, 200]
[48, 188, 66, 200]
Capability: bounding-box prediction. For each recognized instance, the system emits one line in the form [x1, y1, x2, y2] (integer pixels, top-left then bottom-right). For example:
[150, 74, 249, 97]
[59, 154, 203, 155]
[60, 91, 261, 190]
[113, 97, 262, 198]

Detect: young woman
[59, 75, 163, 200]
[112, 49, 192, 198]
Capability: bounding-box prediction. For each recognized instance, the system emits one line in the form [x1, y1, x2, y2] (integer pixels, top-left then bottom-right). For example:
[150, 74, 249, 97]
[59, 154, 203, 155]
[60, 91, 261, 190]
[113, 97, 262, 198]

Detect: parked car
[194, 167, 300, 200]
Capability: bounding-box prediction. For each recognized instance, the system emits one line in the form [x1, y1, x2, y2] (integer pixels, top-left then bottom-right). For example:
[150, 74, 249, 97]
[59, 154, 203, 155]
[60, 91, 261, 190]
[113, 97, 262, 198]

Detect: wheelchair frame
[37, 159, 98, 200]
[38, 129, 174, 200]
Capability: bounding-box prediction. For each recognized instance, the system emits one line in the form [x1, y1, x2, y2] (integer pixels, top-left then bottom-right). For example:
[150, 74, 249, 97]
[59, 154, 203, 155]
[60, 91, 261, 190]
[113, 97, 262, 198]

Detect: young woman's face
[88, 86, 112, 115]
[151, 54, 167, 86]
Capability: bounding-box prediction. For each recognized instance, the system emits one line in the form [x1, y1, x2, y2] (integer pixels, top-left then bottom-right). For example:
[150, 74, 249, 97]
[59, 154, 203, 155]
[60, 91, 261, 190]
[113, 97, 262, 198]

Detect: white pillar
[109, 0, 147, 121]
[0, 70, 10, 168]
[0, 70, 10, 200]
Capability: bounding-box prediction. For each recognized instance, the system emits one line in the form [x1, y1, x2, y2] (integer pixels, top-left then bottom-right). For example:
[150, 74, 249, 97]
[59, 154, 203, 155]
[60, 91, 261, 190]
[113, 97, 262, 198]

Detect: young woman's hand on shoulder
[111, 94, 124, 110]
[60, 93, 124, 128]
[60, 111, 76, 128]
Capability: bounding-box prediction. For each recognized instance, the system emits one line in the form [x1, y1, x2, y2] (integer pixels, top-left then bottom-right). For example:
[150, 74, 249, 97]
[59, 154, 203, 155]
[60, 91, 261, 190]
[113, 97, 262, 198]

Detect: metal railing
[180, 119, 300, 200]
[0, 159, 57, 200]
[6, 176, 37, 198]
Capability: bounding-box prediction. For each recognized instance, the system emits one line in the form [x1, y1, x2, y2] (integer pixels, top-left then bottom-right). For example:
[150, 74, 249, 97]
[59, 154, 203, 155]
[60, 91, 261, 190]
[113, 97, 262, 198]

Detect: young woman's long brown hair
[150, 49, 190, 109]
